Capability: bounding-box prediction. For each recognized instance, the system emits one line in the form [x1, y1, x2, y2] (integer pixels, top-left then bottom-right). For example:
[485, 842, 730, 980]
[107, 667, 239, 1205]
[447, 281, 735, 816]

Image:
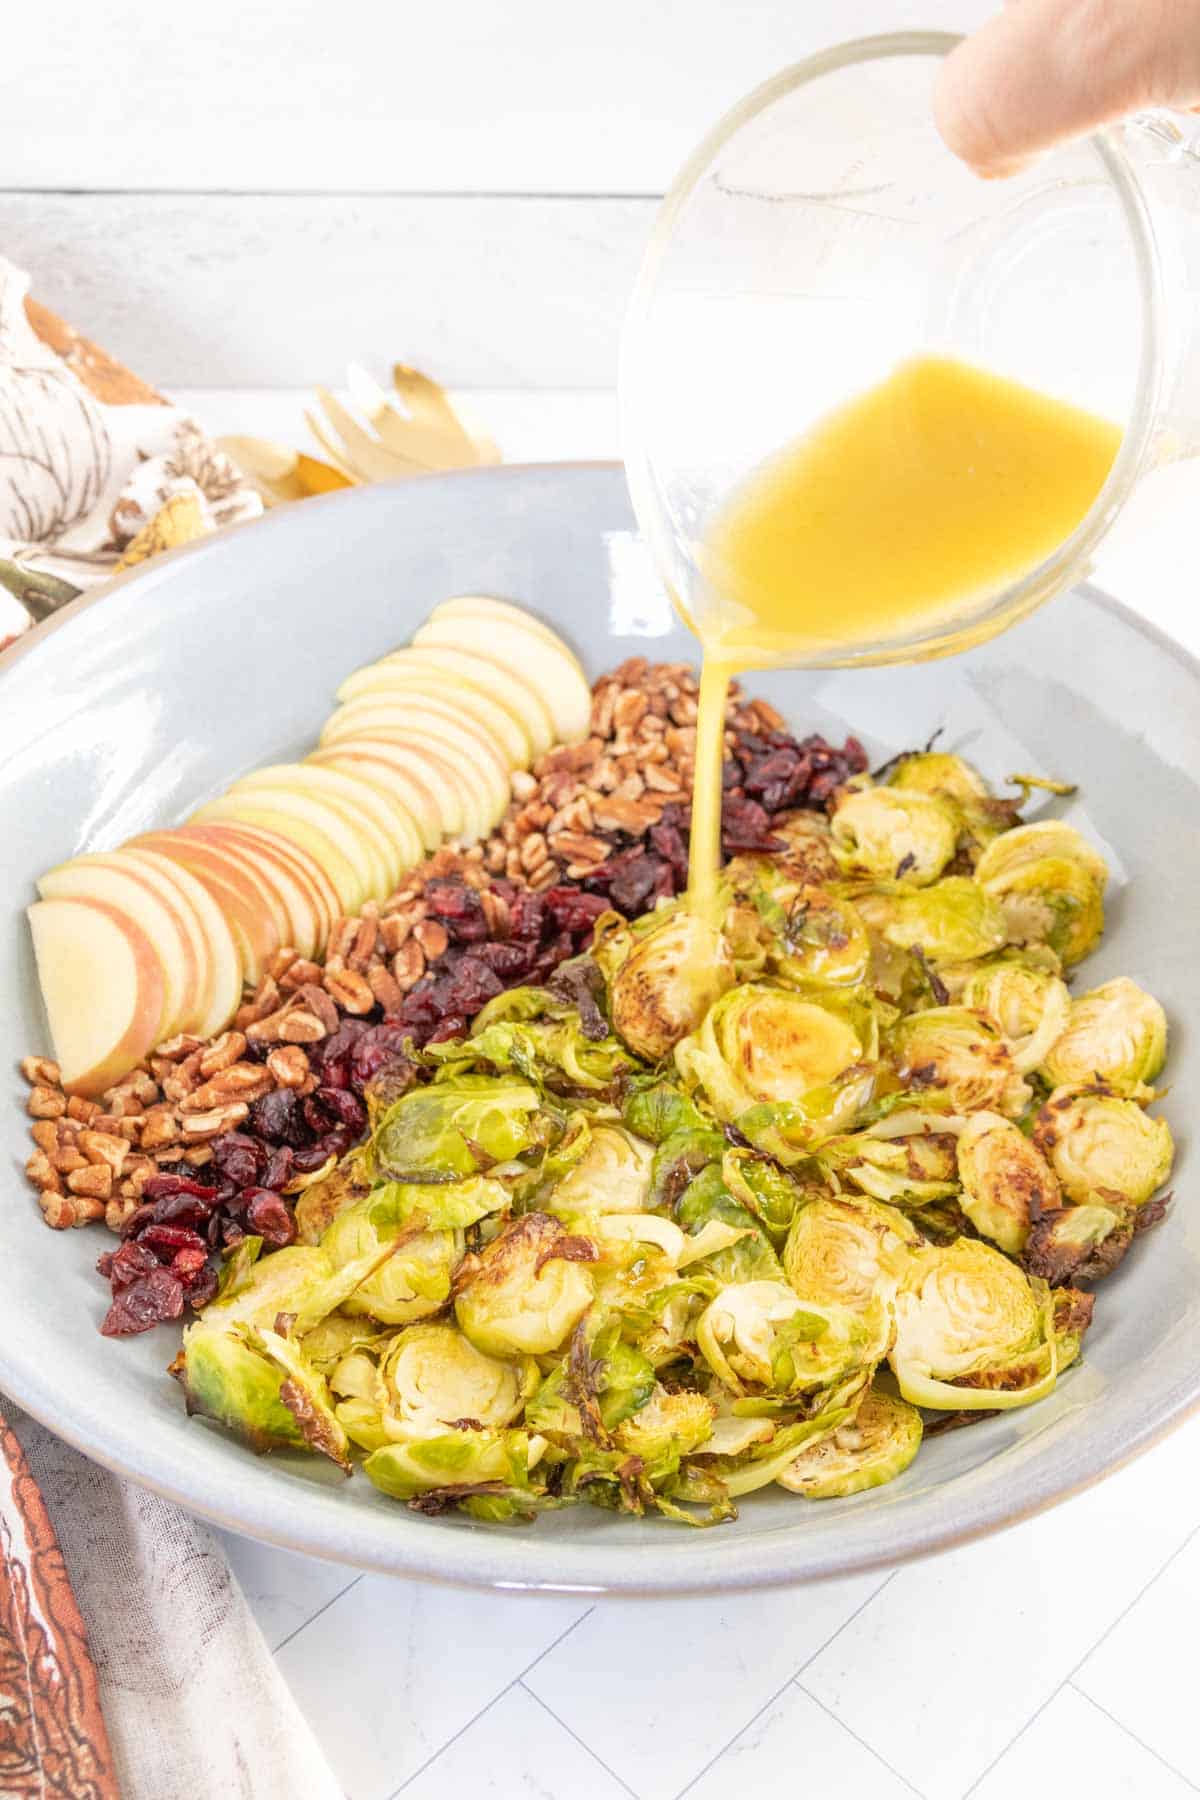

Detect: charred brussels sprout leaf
[956, 1112, 1061, 1255]
[594, 904, 736, 1062]
[1023, 1199, 1155, 1288]
[1033, 1086, 1174, 1206]
[176, 1321, 350, 1470]
[363, 1427, 545, 1518]
[777, 1387, 922, 1497]
[1040, 978, 1168, 1096]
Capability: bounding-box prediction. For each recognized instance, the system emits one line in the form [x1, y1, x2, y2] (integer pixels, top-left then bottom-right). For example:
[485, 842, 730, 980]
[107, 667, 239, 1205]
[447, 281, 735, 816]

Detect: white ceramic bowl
[1, 465, 1196, 1593]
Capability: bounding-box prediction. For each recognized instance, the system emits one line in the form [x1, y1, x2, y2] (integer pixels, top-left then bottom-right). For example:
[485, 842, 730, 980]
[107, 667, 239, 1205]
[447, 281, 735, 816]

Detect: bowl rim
[3, 461, 1198, 1594]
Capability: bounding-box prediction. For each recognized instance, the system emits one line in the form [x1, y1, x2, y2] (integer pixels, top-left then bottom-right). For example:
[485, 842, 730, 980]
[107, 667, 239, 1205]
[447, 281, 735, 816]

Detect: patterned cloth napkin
[1, 1402, 342, 1799]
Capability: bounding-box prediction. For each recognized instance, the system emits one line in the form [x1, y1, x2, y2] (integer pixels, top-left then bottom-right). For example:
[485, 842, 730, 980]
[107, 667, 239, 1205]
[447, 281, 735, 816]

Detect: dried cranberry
[292, 1140, 338, 1175]
[542, 887, 610, 936]
[319, 1125, 357, 1162]
[261, 1145, 295, 1191]
[469, 939, 536, 981]
[142, 1174, 218, 1205]
[137, 1223, 208, 1262]
[245, 1189, 297, 1248]
[220, 1218, 247, 1248]
[170, 1246, 209, 1283]
[426, 1014, 468, 1044]
[350, 1024, 417, 1090]
[508, 890, 546, 943]
[425, 881, 490, 943]
[185, 1267, 220, 1309]
[209, 1131, 268, 1189]
[721, 796, 783, 854]
[438, 956, 503, 1015]
[249, 1087, 307, 1146]
[101, 1268, 185, 1337]
[604, 851, 663, 915]
[105, 1240, 159, 1288]
[312, 1019, 368, 1088]
[310, 1085, 367, 1135]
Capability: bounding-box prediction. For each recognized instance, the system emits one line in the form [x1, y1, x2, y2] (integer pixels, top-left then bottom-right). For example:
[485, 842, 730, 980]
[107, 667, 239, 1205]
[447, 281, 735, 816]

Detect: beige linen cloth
[3, 1400, 342, 1800]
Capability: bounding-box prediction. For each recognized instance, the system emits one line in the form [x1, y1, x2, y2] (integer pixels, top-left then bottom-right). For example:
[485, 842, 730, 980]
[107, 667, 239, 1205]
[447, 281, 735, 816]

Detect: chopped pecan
[266, 1046, 310, 1089]
[179, 1101, 250, 1140]
[323, 967, 376, 1015]
[20, 1054, 61, 1086]
[27, 1085, 67, 1120]
[67, 1163, 112, 1201]
[197, 1030, 248, 1077]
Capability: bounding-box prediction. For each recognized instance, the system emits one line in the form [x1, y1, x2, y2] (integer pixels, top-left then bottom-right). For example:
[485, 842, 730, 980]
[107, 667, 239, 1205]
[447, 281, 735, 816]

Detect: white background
[9, 4, 1200, 1796]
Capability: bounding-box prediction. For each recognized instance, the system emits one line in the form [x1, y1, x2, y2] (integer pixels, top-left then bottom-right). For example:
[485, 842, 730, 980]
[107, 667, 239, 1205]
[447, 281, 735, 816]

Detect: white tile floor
[193, 389, 1200, 1800]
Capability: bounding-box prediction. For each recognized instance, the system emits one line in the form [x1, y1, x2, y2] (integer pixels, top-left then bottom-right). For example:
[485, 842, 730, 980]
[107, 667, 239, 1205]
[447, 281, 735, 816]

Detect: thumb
[935, 0, 1200, 176]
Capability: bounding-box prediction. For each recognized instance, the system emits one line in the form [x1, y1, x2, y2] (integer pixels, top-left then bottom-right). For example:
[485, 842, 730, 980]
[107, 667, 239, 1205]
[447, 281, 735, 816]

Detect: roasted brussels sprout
[320, 1198, 464, 1327]
[546, 1124, 654, 1216]
[372, 1076, 544, 1179]
[731, 867, 871, 989]
[594, 904, 735, 1062]
[1040, 978, 1168, 1096]
[783, 1196, 916, 1311]
[831, 785, 959, 885]
[676, 984, 873, 1156]
[613, 1384, 717, 1461]
[1023, 1199, 1140, 1287]
[363, 1427, 544, 1518]
[884, 751, 989, 804]
[374, 1323, 533, 1440]
[864, 877, 1008, 965]
[454, 1212, 596, 1356]
[891, 1007, 1030, 1116]
[956, 1111, 1061, 1255]
[176, 1321, 350, 1469]
[975, 823, 1108, 967]
[696, 1279, 882, 1402]
[1032, 1086, 1174, 1206]
[962, 958, 1071, 1074]
[822, 1127, 961, 1207]
[776, 1387, 922, 1497]
[890, 1239, 1060, 1410]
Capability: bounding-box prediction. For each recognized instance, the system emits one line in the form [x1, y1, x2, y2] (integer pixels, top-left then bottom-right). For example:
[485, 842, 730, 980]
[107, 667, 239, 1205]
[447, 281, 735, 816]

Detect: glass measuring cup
[620, 30, 1200, 669]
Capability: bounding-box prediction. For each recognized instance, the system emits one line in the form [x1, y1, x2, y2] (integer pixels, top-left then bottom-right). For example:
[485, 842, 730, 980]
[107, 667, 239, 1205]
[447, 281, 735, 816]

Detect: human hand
[935, 0, 1200, 175]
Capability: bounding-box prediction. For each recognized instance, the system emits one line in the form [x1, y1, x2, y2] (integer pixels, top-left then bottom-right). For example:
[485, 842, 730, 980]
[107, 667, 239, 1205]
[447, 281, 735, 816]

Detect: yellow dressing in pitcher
[686, 354, 1121, 907]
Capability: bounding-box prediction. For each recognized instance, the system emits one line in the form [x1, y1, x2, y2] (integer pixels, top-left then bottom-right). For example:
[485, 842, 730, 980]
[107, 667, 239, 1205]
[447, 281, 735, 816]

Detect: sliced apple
[311, 737, 483, 842]
[413, 612, 591, 742]
[132, 827, 287, 979]
[307, 749, 443, 852]
[220, 773, 393, 900]
[190, 796, 367, 914]
[229, 764, 418, 895]
[37, 855, 199, 1041]
[429, 594, 575, 654]
[320, 698, 511, 810]
[29, 897, 167, 1097]
[168, 822, 335, 958]
[332, 665, 532, 768]
[373, 645, 555, 756]
[122, 847, 244, 1037]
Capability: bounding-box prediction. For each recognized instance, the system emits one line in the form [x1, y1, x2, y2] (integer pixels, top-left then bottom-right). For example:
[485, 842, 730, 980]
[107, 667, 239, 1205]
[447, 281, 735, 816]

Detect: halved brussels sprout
[890, 1239, 1058, 1410]
[320, 1199, 465, 1326]
[884, 751, 989, 804]
[363, 1427, 542, 1518]
[962, 958, 1071, 1074]
[823, 1129, 961, 1207]
[547, 1124, 654, 1216]
[722, 1148, 809, 1243]
[620, 1076, 711, 1144]
[783, 1196, 916, 1311]
[454, 1212, 596, 1356]
[204, 1239, 396, 1335]
[776, 1387, 922, 1497]
[831, 786, 959, 885]
[676, 984, 873, 1154]
[372, 1076, 543, 1179]
[377, 1323, 533, 1439]
[693, 1409, 859, 1498]
[974, 820, 1109, 889]
[614, 1384, 717, 1461]
[1023, 1199, 1140, 1287]
[891, 1007, 1030, 1116]
[594, 904, 735, 1062]
[975, 824, 1107, 966]
[695, 1279, 882, 1400]
[730, 866, 871, 989]
[866, 877, 1008, 965]
[298, 1312, 391, 1376]
[176, 1321, 350, 1469]
[1033, 1086, 1174, 1206]
[1041, 978, 1168, 1096]
[956, 1111, 1061, 1255]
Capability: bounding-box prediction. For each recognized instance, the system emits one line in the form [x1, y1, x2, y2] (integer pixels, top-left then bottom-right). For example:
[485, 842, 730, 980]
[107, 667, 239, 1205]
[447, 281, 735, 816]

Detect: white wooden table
[175, 387, 1200, 1800]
